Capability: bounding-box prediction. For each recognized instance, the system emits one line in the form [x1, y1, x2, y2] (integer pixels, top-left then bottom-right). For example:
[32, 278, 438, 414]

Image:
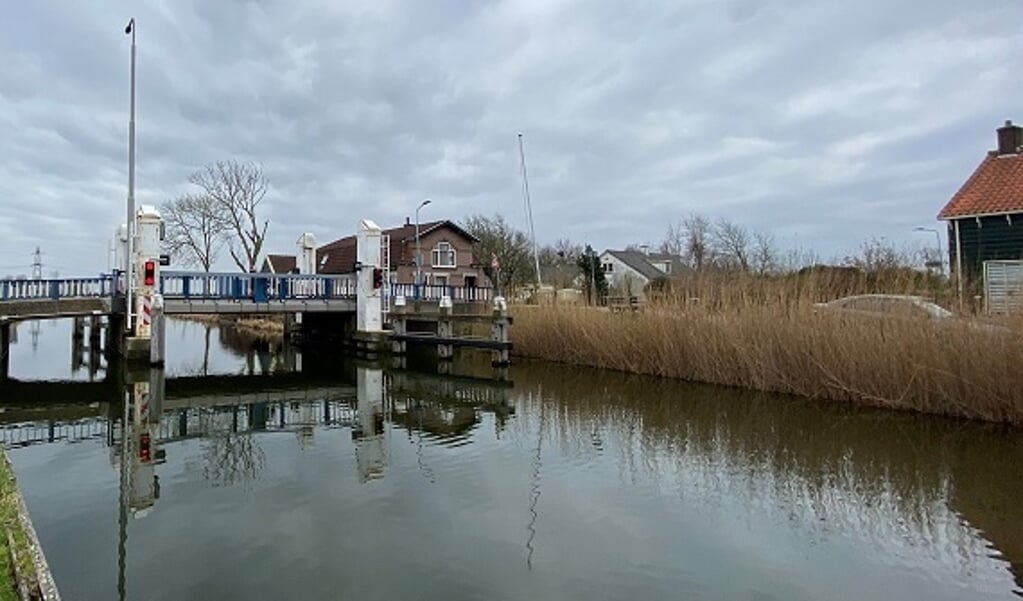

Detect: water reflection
[1, 349, 1020, 598]
[511, 363, 1023, 597]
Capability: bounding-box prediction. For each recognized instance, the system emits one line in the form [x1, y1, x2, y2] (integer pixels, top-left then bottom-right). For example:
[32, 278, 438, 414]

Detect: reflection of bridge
[0, 368, 512, 449]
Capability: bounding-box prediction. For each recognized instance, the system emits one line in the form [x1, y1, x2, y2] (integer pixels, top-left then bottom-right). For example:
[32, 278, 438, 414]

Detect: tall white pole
[125, 18, 137, 332]
[518, 133, 542, 288]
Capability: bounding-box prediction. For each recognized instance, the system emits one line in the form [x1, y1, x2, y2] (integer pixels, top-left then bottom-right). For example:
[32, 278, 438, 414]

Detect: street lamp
[415, 199, 432, 289]
[124, 18, 137, 332]
[913, 227, 943, 275]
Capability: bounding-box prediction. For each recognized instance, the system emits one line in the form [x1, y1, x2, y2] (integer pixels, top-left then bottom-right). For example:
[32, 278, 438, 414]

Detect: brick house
[315, 219, 487, 287]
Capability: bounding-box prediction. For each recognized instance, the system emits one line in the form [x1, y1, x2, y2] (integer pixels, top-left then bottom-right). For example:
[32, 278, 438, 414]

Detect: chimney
[640, 244, 650, 256]
[996, 120, 1023, 156]
[405, 216, 411, 226]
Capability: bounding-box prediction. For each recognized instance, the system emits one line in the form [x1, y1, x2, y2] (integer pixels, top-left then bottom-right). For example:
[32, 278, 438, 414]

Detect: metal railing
[389, 283, 492, 303]
[0, 270, 492, 306]
[159, 271, 357, 301]
[0, 274, 117, 302]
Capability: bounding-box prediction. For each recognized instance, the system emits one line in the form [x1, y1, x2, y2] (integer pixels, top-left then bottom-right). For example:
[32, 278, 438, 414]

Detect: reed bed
[511, 272, 1023, 425]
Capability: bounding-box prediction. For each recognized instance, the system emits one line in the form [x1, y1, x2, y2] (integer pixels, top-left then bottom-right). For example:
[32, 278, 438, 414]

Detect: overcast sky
[1, 0, 1020, 275]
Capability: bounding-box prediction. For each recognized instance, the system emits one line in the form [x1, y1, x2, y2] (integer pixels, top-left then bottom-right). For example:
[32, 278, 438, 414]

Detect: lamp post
[415, 199, 432, 290]
[124, 18, 137, 333]
[913, 226, 943, 276]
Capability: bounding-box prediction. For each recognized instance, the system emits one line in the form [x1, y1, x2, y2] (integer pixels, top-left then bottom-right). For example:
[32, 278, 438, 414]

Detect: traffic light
[372, 267, 384, 289]
[143, 260, 155, 286]
[139, 433, 151, 462]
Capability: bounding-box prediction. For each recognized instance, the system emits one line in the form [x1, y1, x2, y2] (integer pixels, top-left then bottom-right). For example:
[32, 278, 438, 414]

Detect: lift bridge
[0, 210, 509, 380]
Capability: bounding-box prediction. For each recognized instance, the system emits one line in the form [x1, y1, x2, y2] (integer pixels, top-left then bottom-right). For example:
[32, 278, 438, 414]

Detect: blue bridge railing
[1, 271, 493, 306]
[160, 271, 356, 302]
[390, 283, 492, 303]
[0, 274, 117, 302]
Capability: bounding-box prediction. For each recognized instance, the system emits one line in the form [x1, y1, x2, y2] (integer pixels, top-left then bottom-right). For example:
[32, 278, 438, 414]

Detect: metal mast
[518, 133, 542, 288]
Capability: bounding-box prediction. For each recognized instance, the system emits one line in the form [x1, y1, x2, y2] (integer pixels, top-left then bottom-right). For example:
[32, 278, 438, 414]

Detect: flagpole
[518, 133, 542, 289]
[125, 18, 136, 333]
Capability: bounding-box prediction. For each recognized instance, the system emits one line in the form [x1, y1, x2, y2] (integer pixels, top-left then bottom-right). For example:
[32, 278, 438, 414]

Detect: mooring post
[282, 314, 295, 340]
[0, 321, 10, 381]
[72, 316, 86, 340]
[392, 295, 407, 356]
[149, 294, 165, 367]
[437, 295, 454, 360]
[89, 314, 102, 345]
[491, 295, 510, 367]
[106, 312, 125, 357]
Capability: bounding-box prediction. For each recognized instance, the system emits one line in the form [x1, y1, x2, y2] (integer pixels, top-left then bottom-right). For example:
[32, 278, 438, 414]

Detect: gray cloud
[0, 0, 1019, 274]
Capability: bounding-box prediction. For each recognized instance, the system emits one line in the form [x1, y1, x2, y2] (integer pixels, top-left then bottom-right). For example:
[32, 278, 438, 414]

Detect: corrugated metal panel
[983, 260, 1023, 314]
[955, 214, 1023, 281]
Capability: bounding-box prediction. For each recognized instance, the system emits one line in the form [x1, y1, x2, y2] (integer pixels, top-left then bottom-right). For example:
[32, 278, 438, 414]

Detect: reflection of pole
[116, 387, 129, 601]
[526, 392, 545, 570]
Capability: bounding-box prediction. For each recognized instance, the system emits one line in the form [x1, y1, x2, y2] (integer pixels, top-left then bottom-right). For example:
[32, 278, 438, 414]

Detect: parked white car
[813, 294, 953, 319]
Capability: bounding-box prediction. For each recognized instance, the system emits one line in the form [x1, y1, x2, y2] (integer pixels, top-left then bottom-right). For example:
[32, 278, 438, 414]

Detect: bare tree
[713, 218, 751, 272]
[682, 214, 714, 271]
[189, 160, 270, 273]
[538, 238, 583, 289]
[843, 237, 911, 272]
[660, 221, 686, 257]
[161, 193, 225, 272]
[462, 213, 534, 294]
[751, 230, 778, 275]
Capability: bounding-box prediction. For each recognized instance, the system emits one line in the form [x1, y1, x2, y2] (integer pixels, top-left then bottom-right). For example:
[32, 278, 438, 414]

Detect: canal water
[1, 318, 1021, 600]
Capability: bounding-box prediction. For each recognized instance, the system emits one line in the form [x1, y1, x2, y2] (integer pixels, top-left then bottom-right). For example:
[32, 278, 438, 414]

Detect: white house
[599, 248, 684, 300]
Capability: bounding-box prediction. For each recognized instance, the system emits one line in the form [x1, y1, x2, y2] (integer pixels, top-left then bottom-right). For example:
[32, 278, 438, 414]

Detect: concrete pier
[1, 321, 10, 381]
[490, 296, 510, 367]
[437, 298, 454, 361]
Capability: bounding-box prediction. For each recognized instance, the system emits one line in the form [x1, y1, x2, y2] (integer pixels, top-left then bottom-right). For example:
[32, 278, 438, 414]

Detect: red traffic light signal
[372, 268, 384, 289]
[143, 261, 156, 286]
[139, 433, 151, 462]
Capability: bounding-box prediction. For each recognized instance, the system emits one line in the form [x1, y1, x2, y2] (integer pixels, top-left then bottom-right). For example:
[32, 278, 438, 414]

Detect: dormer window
[432, 241, 456, 268]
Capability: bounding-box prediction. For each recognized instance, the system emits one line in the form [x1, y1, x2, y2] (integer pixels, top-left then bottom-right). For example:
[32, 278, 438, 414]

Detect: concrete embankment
[0, 450, 61, 600]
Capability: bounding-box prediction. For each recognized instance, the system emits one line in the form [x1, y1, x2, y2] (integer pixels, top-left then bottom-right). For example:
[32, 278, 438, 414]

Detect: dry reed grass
[512, 272, 1023, 425]
[172, 314, 284, 336]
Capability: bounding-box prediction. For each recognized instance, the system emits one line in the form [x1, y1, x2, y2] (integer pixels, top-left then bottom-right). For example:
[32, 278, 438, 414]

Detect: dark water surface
[2, 318, 1021, 600]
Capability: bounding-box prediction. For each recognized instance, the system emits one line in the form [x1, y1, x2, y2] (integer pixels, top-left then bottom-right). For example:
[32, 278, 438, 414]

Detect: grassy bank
[0, 451, 33, 601]
[511, 276, 1023, 425]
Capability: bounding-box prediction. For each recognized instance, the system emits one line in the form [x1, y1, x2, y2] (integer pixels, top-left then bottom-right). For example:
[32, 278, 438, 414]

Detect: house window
[603, 262, 613, 272]
[432, 242, 456, 268]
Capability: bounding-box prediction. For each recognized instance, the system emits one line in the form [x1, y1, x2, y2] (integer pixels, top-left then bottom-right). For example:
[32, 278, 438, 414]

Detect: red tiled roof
[938, 153, 1023, 219]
